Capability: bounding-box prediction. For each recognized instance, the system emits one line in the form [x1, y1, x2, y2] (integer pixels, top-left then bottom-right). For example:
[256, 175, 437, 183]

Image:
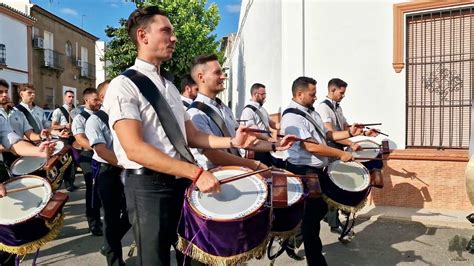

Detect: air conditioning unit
[76, 59, 82, 67]
[33, 37, 44, 48]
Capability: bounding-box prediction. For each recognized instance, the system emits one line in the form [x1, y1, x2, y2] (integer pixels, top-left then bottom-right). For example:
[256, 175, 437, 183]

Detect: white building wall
[228, 0, 408, 148]
[95, 40, 106, 87]
[0, 12, 29, 98]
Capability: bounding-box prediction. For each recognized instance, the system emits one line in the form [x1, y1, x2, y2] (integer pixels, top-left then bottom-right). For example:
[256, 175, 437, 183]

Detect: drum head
[287, 176, 304, 206]
[347, 140, 380, 162]
[0, 175, 52, 225]
[188, 167, 267, 221]
[11, 157, 46, 176]
[328, 161, 370, 192]
[271, 150, 287, 160]
[52, 141, 65, 156]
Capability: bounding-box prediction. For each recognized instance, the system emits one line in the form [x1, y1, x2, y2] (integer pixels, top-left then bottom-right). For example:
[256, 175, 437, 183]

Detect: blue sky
[31, 0, 241, 42]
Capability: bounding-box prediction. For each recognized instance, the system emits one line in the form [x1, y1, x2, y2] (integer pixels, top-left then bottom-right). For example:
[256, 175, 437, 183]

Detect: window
[0, 44, 5, 65]
[406, 7, 474, 149]
[65, 41, 73, 57]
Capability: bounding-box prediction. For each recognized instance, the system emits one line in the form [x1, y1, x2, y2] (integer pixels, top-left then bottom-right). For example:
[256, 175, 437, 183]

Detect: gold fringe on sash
[269, 222, 302, 240]
[51, 156, 73, 191]
[177, 235, 270, 266]
[322, 195, 367, 214]
[0, 214, 65, 256]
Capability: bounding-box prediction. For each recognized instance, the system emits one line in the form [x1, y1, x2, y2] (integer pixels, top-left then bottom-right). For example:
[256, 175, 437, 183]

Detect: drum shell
[0, 217, 52, 247]
[271, 200, 304, 233]
[178, 199, 271, 258]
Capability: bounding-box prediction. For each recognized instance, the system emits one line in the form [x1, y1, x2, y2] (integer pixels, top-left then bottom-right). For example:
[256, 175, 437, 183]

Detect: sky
[31, 0, 241, 42]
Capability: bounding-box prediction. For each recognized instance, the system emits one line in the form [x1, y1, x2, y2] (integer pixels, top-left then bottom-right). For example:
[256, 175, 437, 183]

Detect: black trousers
[286, 162, 329, 266]
[0, 251, 14, 266]
[79, 150, 101, 228]
[62, 155, 76, 189]
[96, 162, 131, 266]
[253, 151, 273, 167]
[124, 171, 191, 266]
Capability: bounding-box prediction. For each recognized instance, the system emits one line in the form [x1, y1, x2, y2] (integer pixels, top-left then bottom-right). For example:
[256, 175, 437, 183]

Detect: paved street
[20, 175, 474, 265]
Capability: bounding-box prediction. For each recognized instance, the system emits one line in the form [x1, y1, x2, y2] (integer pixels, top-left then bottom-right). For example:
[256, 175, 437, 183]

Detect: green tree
[104, 0, 223, 83]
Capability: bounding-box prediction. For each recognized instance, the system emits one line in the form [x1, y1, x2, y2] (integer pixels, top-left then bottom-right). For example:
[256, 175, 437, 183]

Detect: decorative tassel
[322, 195, 367, 214]
[177, 235, 270, 266]
[0, 214, 65, 256]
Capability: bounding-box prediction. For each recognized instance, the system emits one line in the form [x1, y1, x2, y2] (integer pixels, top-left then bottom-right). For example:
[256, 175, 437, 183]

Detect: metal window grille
[0, 44, 6, 65]
[406, 7, 474, 149]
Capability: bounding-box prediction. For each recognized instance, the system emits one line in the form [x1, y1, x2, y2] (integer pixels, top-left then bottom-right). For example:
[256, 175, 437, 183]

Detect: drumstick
[270, 171, 318, 179]
[244, 128, 319, 144]
[6, 184, 44, 194]
[219, 168, 271, 185]
[354, 157, 386, 161]
[194, 168, 272, 191]
[348, 123, 382, 127]
[365, 127, 389, 137]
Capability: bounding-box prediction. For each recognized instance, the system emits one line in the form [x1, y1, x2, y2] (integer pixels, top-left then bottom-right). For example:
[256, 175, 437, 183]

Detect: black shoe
[99, 245, 107, 256]
[90, 226, 103, 236]
[331, 226, 344, 234]
[66, 185, 77, 192]
[285, 246, 305, 261]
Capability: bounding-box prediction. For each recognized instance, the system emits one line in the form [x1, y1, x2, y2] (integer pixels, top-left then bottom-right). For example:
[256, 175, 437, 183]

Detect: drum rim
[187, 166, 268, 222]
[0, 175, 52, 225]
[270, 150, 288, 160]
[52, 140, 65, 156]
[347, 139, 381, 162]
[10, 156, 47, 176]
[327, 160, 370, 192]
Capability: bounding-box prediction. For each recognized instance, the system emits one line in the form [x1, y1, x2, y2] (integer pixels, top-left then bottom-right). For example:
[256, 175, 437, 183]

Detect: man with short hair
[85, 80, 130, 265]
[281, 76, 365, 265]
[72, 87, 103, 236]
[8, 84, 49, 141]
[188, 54, 292, 171]
[0, 79, 12, 118]
[240, 83, 281, 166]
[52, 90, 80, 191]
[180, 74, 198, 108]
[51, 90, 79, 130]
[0, 115, 56, 266]
[103, 6, 259, 265]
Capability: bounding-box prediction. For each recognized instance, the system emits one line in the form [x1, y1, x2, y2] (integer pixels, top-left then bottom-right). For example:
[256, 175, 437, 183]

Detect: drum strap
[182, 100, 191, 108]
[93, 110, 109, 129]
[322, 99, 344, 131]
[244, 105, 271, 136]
[282, 108, 326, 144]
[189, 101, 241, 157]
[59, 106, 72, 123]
[79, 111, 91, 120]
[14, 104, 41, 134]
[121, 69, 196, 164]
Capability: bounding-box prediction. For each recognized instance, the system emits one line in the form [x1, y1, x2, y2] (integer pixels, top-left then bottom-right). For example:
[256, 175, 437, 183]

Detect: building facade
[226, 0, 474, 211]
[0, 3, 34, 98]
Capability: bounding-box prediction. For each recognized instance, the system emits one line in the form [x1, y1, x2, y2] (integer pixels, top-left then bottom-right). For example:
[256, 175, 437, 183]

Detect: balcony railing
[80, 62, 95, 79]
[41, 49, 64, 70]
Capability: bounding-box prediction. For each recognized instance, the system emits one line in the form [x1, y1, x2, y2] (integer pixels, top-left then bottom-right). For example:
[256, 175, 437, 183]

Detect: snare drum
[177, 166, 271, 265]
[271, 150, 287, 168]
[0, 176, 66, 255]
[271, 172, 305, 237]
[347, 139, 380, 163]
[10, 143, 72, 191]
[321, 160, 371, 213]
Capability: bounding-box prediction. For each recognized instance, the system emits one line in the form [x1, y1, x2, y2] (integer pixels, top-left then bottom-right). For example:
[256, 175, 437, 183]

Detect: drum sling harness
[121, 69, 196, 164]
[14, 104, 41, 134]
[188, 100, 241, 157]
[243, 105, 271, 137]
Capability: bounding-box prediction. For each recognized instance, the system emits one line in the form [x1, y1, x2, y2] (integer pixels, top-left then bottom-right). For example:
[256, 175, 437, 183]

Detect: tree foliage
[104, 0, 223, 83]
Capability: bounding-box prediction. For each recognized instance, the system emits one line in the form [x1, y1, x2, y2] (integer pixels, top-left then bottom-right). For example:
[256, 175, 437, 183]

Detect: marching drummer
[51, 90, 80, 191]
[179, 74, 198, 109]
[71, 88, 103, 236]
[84, 80, 131, 266]
[0, 114, 54, 266]
[281, 76, 364, 265]
[103, 6, 259, 265]
[239, 83, 281, 167]
[188, 54, 294, 171]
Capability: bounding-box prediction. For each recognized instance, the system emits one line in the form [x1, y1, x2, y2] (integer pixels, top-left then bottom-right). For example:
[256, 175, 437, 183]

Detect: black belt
[124, 168, 175, 179]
